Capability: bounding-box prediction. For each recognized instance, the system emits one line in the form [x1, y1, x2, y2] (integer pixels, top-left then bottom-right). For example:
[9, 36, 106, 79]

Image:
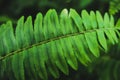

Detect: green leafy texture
[115, 19, 120, 38]
[91, 56, 120, 80]
[89, 36, 120, 80]
[0, 9, 120, 80]
[109, 0, 120, 15]
[0, 16, 16, 24]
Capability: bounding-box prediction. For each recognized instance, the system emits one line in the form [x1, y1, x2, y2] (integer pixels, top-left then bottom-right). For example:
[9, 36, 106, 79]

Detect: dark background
[0, 0, 120, 24]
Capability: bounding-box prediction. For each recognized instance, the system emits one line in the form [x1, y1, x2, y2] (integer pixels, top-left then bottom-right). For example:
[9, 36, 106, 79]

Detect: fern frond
[0, 9, 120, 80]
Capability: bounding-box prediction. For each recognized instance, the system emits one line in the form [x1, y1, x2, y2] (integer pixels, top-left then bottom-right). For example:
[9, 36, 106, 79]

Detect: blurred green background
[0, 0, 120, 24]
[0, 0, 120, 80]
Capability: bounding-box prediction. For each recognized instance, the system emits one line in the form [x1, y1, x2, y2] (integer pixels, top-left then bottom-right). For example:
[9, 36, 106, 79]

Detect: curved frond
[0, 9, 120, 80]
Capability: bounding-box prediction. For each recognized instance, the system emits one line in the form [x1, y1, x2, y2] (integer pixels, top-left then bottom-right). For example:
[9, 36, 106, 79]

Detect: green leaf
[96, 11, 104, 28]
[69, 9, 84, 32]
[97, 30, 107, 51]
[81, 10, 91, 30]
[0, 9, 119, 80]
[85, 32, 99, 57]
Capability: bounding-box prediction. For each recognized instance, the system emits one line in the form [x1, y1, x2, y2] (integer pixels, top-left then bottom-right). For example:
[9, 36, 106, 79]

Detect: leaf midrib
[0, 27, 117, 61]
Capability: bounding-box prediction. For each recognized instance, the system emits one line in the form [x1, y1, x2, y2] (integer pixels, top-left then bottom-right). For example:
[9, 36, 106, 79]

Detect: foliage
[0, 0, 120, 80]
[109, 0, 120, 15]
[0, 8, 120, 80]
[89, 43, 120, 80]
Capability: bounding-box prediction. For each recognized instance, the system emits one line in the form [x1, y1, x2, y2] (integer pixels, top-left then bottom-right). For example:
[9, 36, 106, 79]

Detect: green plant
[0, 9, 120, 80]
[109, 0, 120, 15]
[88, 19, 120, 80]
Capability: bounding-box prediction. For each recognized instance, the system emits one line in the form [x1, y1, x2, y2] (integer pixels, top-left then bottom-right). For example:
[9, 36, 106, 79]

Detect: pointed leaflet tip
[61, 9, 68, 17]
[115, 19, 120, 27]
[63, 9, 68, 14]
